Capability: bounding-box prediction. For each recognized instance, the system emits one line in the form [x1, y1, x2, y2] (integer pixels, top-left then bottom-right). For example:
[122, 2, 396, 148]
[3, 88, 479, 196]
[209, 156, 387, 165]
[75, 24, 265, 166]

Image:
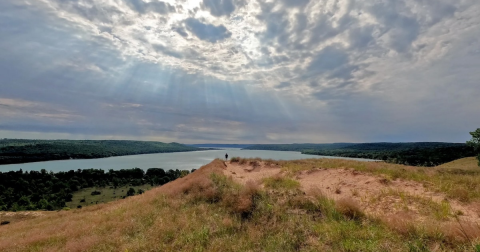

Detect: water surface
[0, 149, 374, 172]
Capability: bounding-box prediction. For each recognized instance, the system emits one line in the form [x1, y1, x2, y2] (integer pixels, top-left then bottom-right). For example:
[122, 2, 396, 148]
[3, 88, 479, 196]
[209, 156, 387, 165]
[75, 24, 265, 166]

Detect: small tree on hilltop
[467, 128, 480, 166]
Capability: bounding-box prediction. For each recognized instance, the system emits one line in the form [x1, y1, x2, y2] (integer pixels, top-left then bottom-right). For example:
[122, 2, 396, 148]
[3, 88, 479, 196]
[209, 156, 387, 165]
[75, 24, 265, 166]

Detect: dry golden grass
[381, 212, 416, 236]
[437, 157, 479, 170]
[1, 158, 480, 251]
[335, 197, 364, 220]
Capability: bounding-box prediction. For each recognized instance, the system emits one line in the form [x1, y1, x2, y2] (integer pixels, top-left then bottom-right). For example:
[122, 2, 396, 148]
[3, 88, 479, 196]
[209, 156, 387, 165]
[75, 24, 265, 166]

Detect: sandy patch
[224, 162, 480, 225]
[223, 161, 281, 187]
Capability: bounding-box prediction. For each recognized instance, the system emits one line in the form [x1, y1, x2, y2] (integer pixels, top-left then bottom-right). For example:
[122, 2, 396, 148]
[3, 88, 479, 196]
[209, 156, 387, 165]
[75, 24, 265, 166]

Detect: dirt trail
[223, 161, 480, 224]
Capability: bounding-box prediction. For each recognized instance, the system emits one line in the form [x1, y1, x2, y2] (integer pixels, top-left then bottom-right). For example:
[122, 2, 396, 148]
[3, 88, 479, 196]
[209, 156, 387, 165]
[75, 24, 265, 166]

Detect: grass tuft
[335, 197, 364, 220]
[263, 174, 300, 190]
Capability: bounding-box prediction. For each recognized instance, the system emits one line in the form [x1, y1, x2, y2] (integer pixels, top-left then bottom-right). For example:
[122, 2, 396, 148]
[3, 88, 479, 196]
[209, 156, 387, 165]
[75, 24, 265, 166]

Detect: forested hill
[244, 142, 475, 167]
[0, 139, 200, 165]
[243, 143, 353, 151]
[189, 144, 253, 149]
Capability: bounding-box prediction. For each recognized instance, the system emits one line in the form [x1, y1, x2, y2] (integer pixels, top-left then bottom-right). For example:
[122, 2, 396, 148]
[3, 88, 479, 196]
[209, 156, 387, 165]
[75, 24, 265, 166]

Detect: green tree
[467, 128, 480, 166]
[126, 188, 136, 197]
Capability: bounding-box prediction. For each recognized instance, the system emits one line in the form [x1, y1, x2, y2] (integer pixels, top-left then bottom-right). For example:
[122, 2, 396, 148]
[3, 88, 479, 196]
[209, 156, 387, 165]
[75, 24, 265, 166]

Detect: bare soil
[223, 161, 480, 225]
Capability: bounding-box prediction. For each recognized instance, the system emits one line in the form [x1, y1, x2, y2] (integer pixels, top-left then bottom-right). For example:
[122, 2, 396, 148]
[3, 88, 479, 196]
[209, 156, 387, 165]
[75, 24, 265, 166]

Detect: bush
[91, 191, 101, 196]
[137, 189, 145, 195]
[127, 188, 136, 196]
[230, 157, 240, 163]
[1, 221, 10, 225]
[77, 205, 82, 209]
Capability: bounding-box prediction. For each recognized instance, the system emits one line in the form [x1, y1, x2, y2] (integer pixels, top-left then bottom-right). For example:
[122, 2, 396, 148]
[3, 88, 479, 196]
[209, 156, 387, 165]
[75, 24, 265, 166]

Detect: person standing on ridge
[225, 153, 228, 161]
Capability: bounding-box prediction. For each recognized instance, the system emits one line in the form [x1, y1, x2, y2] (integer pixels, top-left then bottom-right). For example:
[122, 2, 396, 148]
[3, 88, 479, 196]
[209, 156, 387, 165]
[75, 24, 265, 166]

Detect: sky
[0, 0, 479, 144]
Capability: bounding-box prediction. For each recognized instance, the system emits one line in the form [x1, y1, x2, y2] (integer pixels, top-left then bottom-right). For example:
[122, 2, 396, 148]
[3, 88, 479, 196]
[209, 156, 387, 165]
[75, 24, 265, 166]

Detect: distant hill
[189, 144, 254, 149]
[243, 143, 354, 151]
[244, 142, 475, 166]
[0, 139, 200, 165]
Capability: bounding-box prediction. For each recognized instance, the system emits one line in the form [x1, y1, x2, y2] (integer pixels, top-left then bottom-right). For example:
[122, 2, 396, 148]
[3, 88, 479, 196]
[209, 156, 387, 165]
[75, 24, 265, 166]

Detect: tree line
[302, 145, 474, 166]
[245, 142, 475, 167]
[0, 167, 194, 211]
[0, 139, 199, 165]
[467, 128, 480, 166]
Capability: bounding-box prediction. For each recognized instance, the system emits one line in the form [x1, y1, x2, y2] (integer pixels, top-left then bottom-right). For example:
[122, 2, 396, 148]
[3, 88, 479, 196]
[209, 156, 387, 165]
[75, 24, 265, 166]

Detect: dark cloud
[281, 0, 309, 8]
[53, 0, 123, 23]
[276, 82, 290, 89]
[348, 25, 375, 49]
[125, 0, 176, 14]
[203, 0, 236, 17]
[307, 45, 354, 80]
[184, 18, 231, 43]
[173, 26, 188, 37]
[367, 1, 420, 53]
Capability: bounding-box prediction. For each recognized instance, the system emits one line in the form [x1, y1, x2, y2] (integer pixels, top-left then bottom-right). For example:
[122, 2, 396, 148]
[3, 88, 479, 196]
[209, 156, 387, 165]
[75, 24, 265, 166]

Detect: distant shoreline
[0, 139, 200, 166]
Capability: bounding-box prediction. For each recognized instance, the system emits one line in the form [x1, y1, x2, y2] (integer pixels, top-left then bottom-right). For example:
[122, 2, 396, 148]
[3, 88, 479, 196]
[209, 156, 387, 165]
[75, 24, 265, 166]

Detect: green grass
[263, 175, 300, 190]
[66, 185, 154, 209]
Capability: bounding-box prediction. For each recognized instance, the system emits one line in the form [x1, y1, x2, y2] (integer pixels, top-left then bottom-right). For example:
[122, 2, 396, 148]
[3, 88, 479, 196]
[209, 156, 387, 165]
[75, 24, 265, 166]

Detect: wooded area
[0, 139, 199, 165]
[0, 167, 192, 211]
[245, 142, 475, 166]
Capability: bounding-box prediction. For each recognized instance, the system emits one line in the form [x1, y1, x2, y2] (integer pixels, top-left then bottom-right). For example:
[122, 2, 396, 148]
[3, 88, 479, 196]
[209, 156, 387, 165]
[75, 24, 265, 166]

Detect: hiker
[225, 153, 228, 161]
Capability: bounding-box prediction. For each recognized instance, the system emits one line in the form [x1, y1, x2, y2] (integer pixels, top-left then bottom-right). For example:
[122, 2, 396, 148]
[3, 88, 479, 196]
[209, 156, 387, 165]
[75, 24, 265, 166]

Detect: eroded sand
[223, 161, 480, 224]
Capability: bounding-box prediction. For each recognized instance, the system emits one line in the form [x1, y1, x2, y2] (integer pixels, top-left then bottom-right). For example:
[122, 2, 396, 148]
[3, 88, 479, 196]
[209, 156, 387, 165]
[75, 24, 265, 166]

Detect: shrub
[449, 187, 470, 202]
[127, 188, 136, 196]
[230, 157, 240, 163]
[248, 160, 260, 168]
[335, 197, 364, 220]
[287, 195, 319, 213]
[239, 158, 247, 165]
[137, 189, 145, 195]
[0, 221, 10, 225]
[91, 191, 101, 196]
[76, 205, 82, 209]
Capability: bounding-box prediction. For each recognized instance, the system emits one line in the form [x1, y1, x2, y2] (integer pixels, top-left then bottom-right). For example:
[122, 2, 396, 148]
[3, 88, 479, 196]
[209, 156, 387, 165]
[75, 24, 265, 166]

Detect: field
[65, 185, 154, 209]
[0, 158, 480, 251]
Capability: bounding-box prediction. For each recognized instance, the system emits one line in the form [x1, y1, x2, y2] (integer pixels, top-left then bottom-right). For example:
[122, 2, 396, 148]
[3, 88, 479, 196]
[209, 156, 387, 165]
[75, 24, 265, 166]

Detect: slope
[1, 159, 479, 251]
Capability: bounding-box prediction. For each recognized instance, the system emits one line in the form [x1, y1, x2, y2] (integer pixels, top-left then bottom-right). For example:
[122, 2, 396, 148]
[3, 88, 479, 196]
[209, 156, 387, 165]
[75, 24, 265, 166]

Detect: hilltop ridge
[1, 158, 480, 251]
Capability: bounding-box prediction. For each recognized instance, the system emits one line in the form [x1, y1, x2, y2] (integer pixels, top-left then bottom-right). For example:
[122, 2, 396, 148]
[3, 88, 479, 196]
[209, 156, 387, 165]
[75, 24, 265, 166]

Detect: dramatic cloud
[0, 0, 479, 143]
[203, 0, 237, 17]
[184, 18, 232, 42]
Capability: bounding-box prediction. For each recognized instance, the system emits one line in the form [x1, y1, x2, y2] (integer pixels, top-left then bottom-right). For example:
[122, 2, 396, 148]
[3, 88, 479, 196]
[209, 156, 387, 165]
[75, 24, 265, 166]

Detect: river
[0, 148, 375, 172]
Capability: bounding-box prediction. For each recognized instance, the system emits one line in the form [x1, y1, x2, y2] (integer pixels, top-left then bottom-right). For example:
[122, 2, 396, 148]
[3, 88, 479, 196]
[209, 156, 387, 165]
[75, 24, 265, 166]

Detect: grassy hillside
[0, 139, 199, 165]
[436, 157, 479, 170]
[1, 158, 480, 251]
